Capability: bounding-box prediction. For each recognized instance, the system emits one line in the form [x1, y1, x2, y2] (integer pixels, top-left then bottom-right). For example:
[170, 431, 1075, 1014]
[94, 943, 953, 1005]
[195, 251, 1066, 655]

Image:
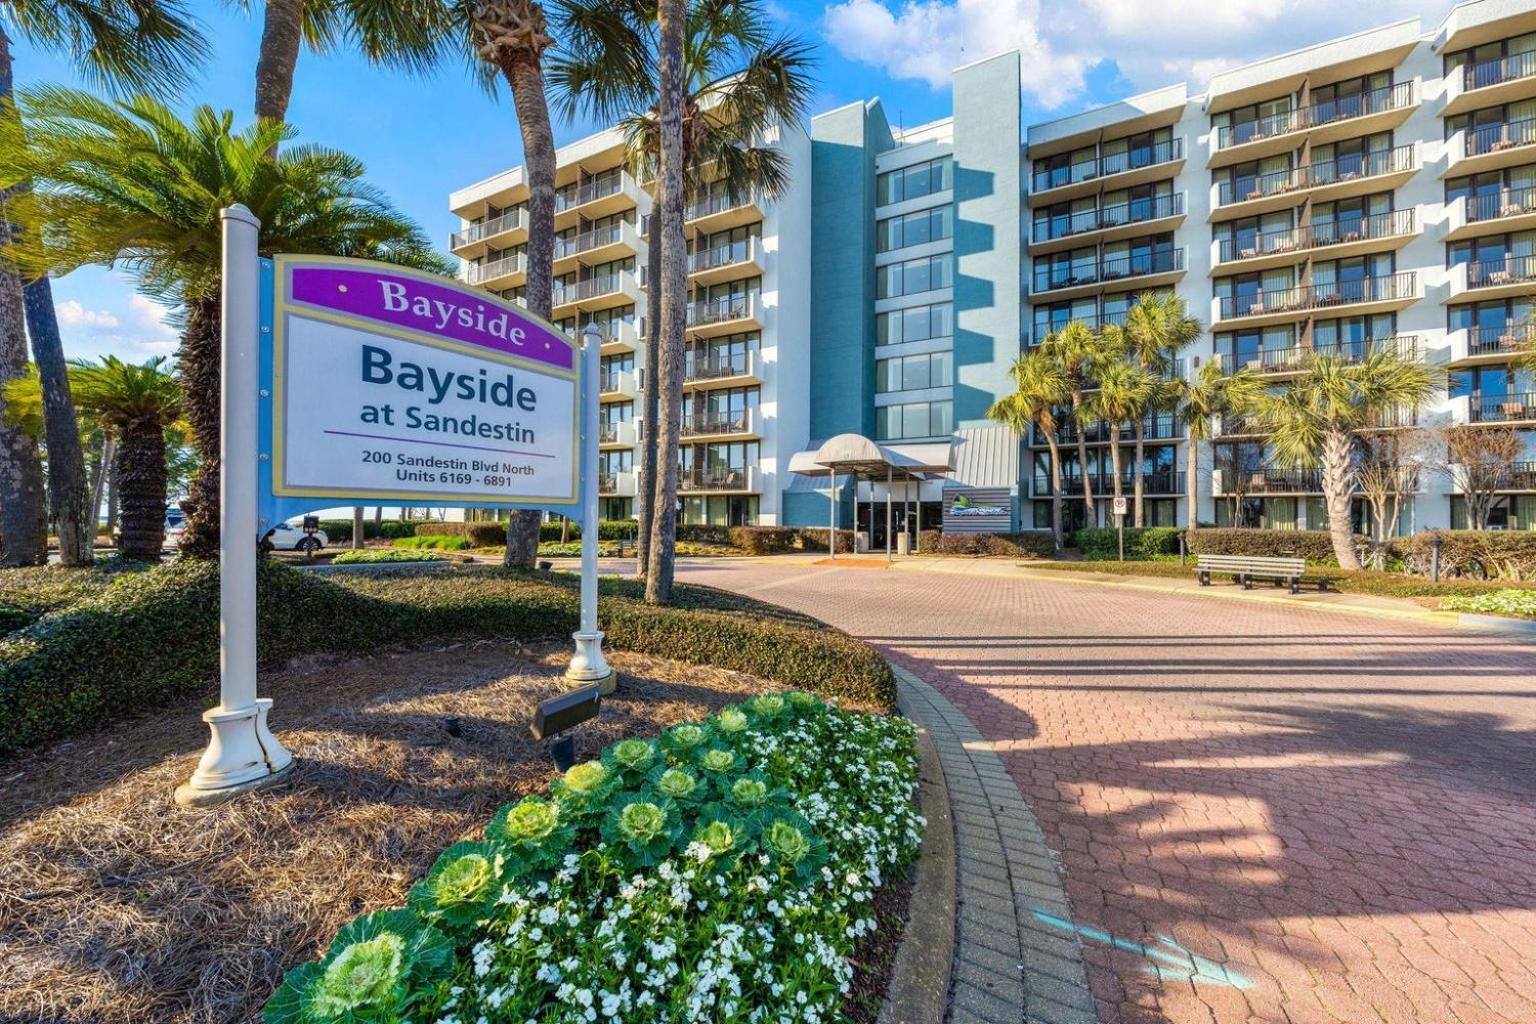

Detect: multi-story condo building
[448, 121, 811, 527]
[451, 0, 1536, 541]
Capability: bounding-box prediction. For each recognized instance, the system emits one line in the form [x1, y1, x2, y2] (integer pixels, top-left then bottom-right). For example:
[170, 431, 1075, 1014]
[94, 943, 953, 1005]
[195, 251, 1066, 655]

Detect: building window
[876, 351, 952, 393]
[877, 302, 953, 344]
[877, 254, 951, 298]
[877, 205, 952, 252]
[1451, 494, 1536, 530]
[877, 158, 951, 206]
[877, 400, 952, 440]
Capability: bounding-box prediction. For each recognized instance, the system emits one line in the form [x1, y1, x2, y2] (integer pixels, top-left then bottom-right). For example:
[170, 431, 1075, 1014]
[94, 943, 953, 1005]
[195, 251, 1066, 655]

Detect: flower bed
[265, 693, 922, 1023]
[1441, 589, 1536, 620]
[330, 548, 448, 565]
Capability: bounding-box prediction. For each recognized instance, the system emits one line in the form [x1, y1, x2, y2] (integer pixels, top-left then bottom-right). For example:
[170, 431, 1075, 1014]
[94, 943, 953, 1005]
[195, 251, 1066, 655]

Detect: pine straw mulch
[0, 639, 828, 1024]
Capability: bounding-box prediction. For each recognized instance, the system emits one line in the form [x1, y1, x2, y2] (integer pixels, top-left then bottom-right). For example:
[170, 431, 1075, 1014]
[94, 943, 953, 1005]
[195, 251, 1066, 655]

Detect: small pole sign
[176, 205, 610, 806]
[1113, 495, 1127, 562]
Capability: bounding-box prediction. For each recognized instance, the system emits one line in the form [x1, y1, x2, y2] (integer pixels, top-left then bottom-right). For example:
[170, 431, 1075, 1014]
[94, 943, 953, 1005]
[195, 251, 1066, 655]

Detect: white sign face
[1113, 496, 1128, 516]
[270, 256, 579, 508]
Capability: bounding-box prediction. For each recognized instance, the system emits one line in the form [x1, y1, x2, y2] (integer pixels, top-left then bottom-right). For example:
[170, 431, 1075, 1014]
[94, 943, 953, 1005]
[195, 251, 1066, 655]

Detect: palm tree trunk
[1185, 435, 1200, 533]
[89, 431, 110, 535]
[177, 293, 222, 557]
[1072, 390, 1094, 520]
[498, 42, 556, 570]
[1132, 417, 1146, 528]
[115, 421, 168, 560]
[646, 0, 686, 605]
[637, 183, 663, 580]
[1044, 433, 1064, 550]
[255, 0, 306, 126]
[1107, 430, 1125, 522]
[1321, 427, 1360, 570]
[24, 278, 92, 565]
[351, 506, 364, 549]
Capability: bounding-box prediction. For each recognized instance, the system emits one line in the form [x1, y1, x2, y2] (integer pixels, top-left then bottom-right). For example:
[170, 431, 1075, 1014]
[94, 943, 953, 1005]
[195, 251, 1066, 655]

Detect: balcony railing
[1216, 209, 1415, 264]
[681, 467, 754, 491]
[1463, 184, 1536, 224]
[1486, 461, 1536, 490]
[685, 351, 755, 382]
[1216, 145, 1415, 206]
[1215, 81, 1415, 150]
[1034, 192, 1184, 243]
[1215, 467, 1324, 493]
[1031, 138, 1184, 193]
[465, 252, 525, 286]
[688, 238, 755, 273]
[554, 272, 630, 305]
[1029, 308, 1130, 345]
[1465, 116, 1536, 158]
[598, 472, 619, 493]
[598, 424, 630, 444]
[1032, 248, 1184, 293]
[451, 208, 526, 248]
[555, 173, 625, 213]
[686, 188, 755, 221]
[1034, 470, 1185, 495]
[1217, 335, 1417, 375]
[681, 412, 753, 438]
[1466, 323, 1536, 357]
[1471, 392, 1536, 423]
[687, 295, 755, 328]
[1032, 413, 1181, 446]
[1463, 49, 1536, 92]
[1217, 271, 1416, 320]
[1465, 253, 1536, 289]
[555, 222, 627, 260]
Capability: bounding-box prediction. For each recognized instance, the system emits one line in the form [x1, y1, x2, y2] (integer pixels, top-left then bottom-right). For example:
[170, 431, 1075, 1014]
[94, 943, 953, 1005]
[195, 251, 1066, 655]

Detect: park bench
[1195, 554, 1321, 594]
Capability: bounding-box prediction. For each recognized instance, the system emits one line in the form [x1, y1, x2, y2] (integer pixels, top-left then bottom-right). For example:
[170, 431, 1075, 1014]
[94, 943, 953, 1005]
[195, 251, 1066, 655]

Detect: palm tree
[1120, 292, 1201, 526]
[1175, 361, 1260, 534]
[989, 348, 1069, 549]
[1085, 347, 1157, 526]
[1258, 351, 1440, 570]
[0, 89, 446, 556]
[0, 2, 205, 567]
[1041, 320, 1101, 525]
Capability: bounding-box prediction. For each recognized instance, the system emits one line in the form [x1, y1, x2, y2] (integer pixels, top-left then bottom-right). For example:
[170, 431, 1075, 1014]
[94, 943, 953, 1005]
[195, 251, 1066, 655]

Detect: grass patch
[394, 535, 472, 551]
[330, 548, 449, 565]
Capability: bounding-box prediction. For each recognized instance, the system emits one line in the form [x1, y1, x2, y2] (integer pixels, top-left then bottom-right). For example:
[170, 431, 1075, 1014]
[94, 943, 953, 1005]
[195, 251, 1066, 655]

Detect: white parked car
[268, 521, 329, 551]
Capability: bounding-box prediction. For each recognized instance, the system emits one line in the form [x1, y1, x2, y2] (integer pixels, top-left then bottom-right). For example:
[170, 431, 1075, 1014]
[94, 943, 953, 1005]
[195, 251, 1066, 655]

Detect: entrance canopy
[787, 433, 954, 559]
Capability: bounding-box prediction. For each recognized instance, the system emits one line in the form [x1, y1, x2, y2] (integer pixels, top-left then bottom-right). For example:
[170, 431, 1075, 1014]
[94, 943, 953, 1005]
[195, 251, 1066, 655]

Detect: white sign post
[565, 324, 613, 692]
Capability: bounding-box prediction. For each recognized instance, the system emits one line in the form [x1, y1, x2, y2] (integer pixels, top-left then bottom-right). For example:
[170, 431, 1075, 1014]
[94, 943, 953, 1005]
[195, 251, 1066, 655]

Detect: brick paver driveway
[677, 560, 1536, 1024]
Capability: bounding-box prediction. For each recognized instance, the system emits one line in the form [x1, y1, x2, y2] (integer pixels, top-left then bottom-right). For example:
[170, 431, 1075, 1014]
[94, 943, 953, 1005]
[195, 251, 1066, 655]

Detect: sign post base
[175, 699, 295, 807]
[565, 629, 616, 694]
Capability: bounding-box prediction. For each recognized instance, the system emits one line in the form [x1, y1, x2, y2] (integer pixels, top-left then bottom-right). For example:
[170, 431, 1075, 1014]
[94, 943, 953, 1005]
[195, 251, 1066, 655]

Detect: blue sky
[11, 0, 1450, 364]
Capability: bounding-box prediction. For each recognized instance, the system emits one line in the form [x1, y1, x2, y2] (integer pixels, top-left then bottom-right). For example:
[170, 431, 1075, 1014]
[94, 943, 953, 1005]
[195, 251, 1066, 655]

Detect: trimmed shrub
[1404, 530, 1536, 581]
[1186, 528, 1345, 565]
[1074, 526, 1181, 561]
[729, 526, 800, 554]
[395, 535, 472, 551]
[0, 562, 895, 754]
[674, 523, 735, 545]
[317, 519, 415, 544]
[919, 530, 1056, 558]
[0, 562, 148, 635]
[793, 527, 856, 554]
[379, 520, 418, 540]
[415, 521, 506, 547]
[331, 549, 448, 565]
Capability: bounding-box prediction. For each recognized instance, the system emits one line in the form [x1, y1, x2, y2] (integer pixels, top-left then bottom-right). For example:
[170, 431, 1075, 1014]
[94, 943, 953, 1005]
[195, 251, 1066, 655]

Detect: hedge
[395, 534, 472, 551]
[0, 562, 148, 635]
[1403, 530, 1536, 581]
[0, 562, 894, 754]
[727, 526, 856, 555]
[1073, 526, 1181, 561]
[416, 521, 508, 547]
[1185, 528, 1348, 564]
[330, 549, 448, 565]
[918, 530, 1056, 558]
[316, 519, 416, 543]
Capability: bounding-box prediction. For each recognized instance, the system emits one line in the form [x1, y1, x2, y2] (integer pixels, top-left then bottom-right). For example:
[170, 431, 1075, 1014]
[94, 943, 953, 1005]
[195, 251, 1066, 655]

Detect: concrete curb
[1459, 612, 1536, 635]
[894, 665, 1097, 1024]
[879, 727, 956, 1024]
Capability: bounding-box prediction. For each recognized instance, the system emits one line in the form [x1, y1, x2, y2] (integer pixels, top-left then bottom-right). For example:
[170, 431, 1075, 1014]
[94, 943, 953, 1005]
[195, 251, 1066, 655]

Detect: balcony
[593, 318, 639, 354]
[598, 471, 638, 498]
[1453, 253, 1536, 301]
[1212, 467, 1323, 496]
[552, 271, 642, 315]
[1217, 335, 1418, 377]
[1029, 138, 1186, 204]
[1210, 82, 1417, 168]
[1448, 323, 1536, 367]
[599, 369, 639, 401]
[1214, 271, 1418, 327]
[553, 220, 643, 272]
[1031, 413, 1181, 447]
[687, 236, 763, 286]
[599, 421, 638, 448]
[685, 188, 762, 232]
[555, 170, 641, 221]
[464, 251, 526, 289]
[1030, 192, 1186, 254]
[686, 294, 761, 337]
[1448, 116, 1536, 178]
[1033, 470, 1184, 496]
[1214, 209, 1417, 272]
[680, 408, 757, 440]
[1447, 461, 1536, 493]
[684, 348, 762, 389]
[680, 465, 759, 493]
[1031, 248, 1185, 300]
[1443, 50, 1536, 117]
[450, 207, 527, 254]
[1212, 145, 1417, 220]
[1445, 185, 1536, 241]
[1470, 391, 1536, 425]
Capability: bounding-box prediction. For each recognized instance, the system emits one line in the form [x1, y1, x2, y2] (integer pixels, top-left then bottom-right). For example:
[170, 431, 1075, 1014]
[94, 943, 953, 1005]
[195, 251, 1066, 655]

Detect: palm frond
[6, 0, 209, 96]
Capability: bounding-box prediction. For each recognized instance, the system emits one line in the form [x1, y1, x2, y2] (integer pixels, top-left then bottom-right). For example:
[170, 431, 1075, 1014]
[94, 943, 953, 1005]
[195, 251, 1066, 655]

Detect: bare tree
[1356, 427, 1429, 552]
[1433, 423, 1522, 530]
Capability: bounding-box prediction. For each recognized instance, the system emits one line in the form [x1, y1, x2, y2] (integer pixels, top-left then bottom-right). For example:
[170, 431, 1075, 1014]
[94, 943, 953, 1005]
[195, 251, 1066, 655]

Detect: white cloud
[51, 294, 178, 361]
[56, 300, 121, 332]
[822, 0, 1450, 107]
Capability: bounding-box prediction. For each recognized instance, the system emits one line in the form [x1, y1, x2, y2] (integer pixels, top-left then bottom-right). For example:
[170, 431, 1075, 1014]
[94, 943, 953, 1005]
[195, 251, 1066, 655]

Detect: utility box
[897, 532, 910, 556]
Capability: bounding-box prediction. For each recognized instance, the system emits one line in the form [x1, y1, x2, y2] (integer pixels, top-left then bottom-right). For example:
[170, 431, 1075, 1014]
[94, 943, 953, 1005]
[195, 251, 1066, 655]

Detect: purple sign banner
[284, 260, 574, 372]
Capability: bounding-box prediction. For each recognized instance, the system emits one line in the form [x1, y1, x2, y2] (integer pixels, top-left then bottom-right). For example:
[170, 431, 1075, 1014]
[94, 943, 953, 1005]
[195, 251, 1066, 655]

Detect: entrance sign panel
[263, 256, 580, 520]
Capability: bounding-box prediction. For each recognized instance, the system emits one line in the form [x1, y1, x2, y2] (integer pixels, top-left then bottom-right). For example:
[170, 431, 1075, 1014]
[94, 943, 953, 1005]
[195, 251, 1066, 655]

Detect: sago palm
[1041, 320, 1102, 521]
[1175, 361, 1260, 534]
[989, 348, 1069, 549]
[0, 0, 205, 567]
[1258, 351, 1440, 570]
[0, 88, 446, 556]
[1120, 291, 1200, 526]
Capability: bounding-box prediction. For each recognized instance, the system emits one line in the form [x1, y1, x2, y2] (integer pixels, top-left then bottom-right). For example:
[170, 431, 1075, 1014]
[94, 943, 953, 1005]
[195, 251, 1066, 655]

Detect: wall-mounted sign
[943, 489, 1014, 533]
[259, 255, 581, 525]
